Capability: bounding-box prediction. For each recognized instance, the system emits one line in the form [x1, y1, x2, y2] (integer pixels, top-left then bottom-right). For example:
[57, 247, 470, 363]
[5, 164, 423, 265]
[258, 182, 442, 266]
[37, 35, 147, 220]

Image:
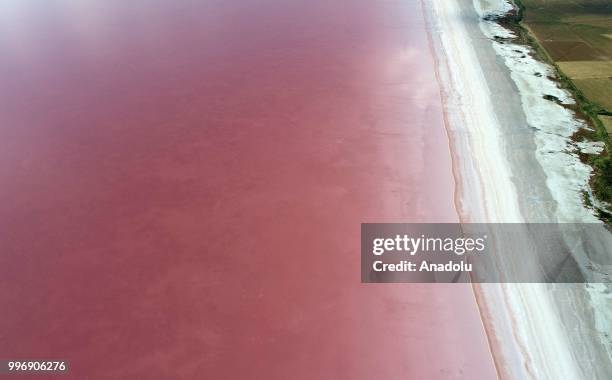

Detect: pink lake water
[0, 1, 497, 378]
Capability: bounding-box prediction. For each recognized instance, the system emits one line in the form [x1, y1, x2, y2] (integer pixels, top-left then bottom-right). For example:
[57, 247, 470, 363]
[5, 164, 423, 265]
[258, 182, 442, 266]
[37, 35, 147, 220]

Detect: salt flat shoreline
[424, 0, 612, 378]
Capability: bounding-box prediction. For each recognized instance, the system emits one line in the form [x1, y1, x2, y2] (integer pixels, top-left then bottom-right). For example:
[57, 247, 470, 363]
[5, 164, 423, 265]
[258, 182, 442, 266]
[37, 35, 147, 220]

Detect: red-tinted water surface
[0, 1, 497, 379]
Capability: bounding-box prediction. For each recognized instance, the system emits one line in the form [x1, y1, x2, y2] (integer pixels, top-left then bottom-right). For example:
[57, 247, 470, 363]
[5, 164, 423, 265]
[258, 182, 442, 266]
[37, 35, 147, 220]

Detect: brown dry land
[518, 0, 612, 215]
[520, 0, 612, 111]
[602, 115, 612, 134]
